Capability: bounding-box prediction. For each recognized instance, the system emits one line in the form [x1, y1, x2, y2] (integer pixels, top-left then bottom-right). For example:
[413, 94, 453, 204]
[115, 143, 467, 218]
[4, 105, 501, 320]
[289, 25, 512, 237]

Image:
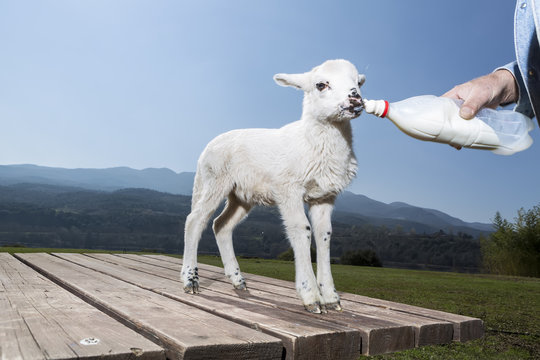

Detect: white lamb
[181, 59, 365, 313]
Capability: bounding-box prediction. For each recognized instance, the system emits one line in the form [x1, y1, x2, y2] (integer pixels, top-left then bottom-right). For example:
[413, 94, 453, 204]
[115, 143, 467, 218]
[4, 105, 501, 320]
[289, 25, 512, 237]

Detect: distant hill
[0, 164, 492, 236]
[0, 164, 194, 195]
[335, 192, 493, 234]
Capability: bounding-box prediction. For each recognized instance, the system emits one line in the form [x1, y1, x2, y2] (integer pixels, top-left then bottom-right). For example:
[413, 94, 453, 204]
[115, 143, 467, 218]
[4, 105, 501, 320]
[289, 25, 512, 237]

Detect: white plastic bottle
[363, 95, 534, 155]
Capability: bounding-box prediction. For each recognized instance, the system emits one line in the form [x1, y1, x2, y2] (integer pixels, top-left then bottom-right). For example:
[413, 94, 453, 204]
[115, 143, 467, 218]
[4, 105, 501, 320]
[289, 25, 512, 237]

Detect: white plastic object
[363, 95, 534, 155]
[80, 337, 100, 345]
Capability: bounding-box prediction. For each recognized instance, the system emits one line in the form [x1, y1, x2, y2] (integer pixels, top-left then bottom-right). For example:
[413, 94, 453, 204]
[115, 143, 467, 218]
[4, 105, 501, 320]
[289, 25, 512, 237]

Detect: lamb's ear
[358, 74, 366, 87]
[273, 73, 309, 90]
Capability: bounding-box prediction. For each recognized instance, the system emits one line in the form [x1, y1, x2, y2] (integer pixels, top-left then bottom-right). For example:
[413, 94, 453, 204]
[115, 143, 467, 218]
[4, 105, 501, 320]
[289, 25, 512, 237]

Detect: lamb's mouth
[342, 98, 364, 115]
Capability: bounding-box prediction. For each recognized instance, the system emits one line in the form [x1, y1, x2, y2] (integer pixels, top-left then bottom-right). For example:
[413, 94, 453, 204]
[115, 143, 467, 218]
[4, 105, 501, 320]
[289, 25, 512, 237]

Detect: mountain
[0, 164, 493, 235]
[0, 164, 194, 195]
[335, 192, 493, 233]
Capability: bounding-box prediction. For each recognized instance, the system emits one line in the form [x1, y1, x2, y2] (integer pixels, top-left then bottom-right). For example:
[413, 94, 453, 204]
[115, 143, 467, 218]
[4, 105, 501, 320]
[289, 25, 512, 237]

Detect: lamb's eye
[316, 82, 328, 91]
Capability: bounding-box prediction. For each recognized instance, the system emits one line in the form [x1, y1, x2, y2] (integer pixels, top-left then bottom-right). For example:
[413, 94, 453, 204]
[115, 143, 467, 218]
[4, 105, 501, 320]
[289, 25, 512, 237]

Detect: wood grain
[84, 253, 417, 355]
[0, 253, 164, 360]
[53, 253, 364, 359]
[138, 254, 484, 342]
[15, 253, 283, 360]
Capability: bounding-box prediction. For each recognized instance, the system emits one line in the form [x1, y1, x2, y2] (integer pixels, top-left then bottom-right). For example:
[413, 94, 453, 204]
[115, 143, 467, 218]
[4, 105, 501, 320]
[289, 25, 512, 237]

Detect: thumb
[459, 105, 477, 120]
[459, 89, 491, 120]
[459, 96, 486, 119]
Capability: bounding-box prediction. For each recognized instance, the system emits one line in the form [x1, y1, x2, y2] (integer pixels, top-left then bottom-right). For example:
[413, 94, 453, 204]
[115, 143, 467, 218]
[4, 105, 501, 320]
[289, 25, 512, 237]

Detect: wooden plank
[15, 253, 283, 360]
[85, 253, 416, 356]
[51, 253, 365, 359]
[139, 254, 484, 342]
[341, 293, 483, 342]
[134, 257, 451, 346]
[106, 254, 451, 347]
[0, 253, 164, 360]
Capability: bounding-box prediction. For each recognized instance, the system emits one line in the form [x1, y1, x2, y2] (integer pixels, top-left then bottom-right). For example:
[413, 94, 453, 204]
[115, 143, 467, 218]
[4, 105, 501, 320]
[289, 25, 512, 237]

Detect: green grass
[3, 248, 539, 359]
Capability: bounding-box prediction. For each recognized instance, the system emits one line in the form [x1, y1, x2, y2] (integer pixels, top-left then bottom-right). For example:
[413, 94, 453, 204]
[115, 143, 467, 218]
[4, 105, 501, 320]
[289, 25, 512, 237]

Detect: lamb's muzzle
[342, 95, 364, 115]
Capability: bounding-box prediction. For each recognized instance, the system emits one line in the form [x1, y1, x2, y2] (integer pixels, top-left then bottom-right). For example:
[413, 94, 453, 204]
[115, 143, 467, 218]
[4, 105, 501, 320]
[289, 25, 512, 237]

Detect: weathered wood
[0, 253, 164, 360]
[341, 292, 484, 342]
[15, 253, 283, 360]
[121, 254, 451, 347]
[86, 253, 417, 355]
[171, 261, 451, 347]
[6, 252, 483, 359]
[139, 254, 484, 342]
[52, 253, 366, 359]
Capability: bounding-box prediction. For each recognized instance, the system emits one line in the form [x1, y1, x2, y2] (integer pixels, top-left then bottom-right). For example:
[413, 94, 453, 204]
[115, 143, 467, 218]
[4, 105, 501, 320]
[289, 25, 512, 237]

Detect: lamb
[181, 59, 365, 313]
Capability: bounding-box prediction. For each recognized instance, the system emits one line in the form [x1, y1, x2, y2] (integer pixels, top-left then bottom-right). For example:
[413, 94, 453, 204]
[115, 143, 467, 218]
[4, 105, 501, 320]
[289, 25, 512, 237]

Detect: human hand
[442, 69, 518, 120]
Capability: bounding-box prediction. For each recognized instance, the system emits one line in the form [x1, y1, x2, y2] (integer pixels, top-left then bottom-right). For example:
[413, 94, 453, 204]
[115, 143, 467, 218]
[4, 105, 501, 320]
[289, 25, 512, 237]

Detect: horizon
[1, 1, 538, 223]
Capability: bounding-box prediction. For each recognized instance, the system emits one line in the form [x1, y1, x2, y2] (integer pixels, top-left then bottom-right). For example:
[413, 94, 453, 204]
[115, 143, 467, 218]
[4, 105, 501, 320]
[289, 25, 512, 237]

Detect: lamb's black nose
[349, 88, 360, 99]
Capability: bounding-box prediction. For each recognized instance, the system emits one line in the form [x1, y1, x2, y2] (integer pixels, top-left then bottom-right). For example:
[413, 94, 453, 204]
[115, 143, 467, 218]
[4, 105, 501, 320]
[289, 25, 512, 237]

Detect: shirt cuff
[495, 61, 535, 118]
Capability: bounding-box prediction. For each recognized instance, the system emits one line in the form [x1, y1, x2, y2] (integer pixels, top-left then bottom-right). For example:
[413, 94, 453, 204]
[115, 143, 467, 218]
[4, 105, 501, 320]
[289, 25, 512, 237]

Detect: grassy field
[2, 247, 539, 359]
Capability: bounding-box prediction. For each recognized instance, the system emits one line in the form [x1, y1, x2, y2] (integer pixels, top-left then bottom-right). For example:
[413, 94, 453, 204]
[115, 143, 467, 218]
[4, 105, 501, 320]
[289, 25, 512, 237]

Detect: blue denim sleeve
[496, 61, 536, 118]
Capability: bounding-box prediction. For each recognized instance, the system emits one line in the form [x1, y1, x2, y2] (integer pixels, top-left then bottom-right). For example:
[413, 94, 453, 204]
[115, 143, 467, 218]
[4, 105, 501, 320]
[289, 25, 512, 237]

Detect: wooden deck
[0, 253, 484, 359]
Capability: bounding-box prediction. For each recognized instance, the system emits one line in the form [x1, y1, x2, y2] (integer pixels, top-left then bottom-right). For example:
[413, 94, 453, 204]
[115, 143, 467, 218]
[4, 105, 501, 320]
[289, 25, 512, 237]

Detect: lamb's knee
[184, 212, 198, 235]
[287, 223, 312, 242]
[317, 230, 332, 247]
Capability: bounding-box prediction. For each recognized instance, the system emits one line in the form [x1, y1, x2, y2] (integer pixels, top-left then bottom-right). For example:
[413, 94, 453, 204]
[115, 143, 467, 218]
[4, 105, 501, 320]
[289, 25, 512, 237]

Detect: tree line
[0, 186, 487, 272]
[481, 205, 540, 277]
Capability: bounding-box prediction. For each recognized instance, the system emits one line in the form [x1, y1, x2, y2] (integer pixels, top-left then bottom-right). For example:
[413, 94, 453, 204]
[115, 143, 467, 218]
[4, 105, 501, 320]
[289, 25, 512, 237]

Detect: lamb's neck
[300, 115, 354, 150]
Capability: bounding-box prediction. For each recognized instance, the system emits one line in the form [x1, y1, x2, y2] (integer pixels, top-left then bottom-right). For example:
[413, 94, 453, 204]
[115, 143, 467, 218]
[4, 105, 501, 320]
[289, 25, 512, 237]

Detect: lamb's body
[197, 120, 357, 206]
[182, 59, 365, 313]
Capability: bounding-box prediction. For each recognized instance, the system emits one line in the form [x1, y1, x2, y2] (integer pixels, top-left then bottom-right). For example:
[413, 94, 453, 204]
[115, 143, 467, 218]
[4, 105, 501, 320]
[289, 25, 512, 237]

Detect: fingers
[442, 72, 509, 120]
[442, 86, 461, 100]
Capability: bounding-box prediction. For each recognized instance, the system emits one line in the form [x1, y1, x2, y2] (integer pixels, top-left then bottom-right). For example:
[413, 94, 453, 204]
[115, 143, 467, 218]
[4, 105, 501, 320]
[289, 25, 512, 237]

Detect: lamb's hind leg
[182, 179, 228, 294]
[213, 194, 251, 290]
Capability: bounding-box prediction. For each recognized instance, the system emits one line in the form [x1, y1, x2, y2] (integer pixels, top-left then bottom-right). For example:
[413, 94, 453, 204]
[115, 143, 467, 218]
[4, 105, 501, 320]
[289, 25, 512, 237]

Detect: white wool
[182, 59, 365, 312]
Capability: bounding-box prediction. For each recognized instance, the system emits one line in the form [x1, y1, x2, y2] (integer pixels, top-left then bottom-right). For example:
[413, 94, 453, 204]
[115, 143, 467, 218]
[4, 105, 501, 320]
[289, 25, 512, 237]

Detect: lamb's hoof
[233, 282, 247, 291]
[326, 302, 343, 312]
[304, 302, 323, 314]
[233, 278, 247, 290]
[183, 280, 199, 294]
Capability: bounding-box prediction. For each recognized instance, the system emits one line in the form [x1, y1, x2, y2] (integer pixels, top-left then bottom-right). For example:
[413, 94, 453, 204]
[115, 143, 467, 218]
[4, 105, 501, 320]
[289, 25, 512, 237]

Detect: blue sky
[1, 0, 538, 223]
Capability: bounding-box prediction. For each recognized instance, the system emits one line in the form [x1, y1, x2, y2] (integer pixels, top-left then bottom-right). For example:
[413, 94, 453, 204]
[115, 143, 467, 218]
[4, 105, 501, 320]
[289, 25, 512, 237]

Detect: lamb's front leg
[309, 201, 341, 311]
[279, 200, 324, 314]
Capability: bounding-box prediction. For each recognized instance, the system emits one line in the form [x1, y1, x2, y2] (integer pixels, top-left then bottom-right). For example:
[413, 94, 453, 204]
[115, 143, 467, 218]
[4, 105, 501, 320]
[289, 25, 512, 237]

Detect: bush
[277, 247, 316, 262]
[340, 249, 382, 267]
[481, 205, 540, 277]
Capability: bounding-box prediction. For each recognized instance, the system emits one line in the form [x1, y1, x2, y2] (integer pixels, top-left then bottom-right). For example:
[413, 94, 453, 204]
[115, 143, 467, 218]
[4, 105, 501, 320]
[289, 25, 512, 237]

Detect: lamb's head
[274, 59, 366, 123]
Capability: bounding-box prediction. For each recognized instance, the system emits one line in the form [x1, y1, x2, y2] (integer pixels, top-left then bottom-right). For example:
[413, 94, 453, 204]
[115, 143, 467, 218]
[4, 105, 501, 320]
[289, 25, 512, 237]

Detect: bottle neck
[380, 100, 389, 118]
[364, 99, 390, 118]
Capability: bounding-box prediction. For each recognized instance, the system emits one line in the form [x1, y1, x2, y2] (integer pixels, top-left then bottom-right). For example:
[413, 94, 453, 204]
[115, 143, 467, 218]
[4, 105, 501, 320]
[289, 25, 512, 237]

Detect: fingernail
[460, 106, 475, 119]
